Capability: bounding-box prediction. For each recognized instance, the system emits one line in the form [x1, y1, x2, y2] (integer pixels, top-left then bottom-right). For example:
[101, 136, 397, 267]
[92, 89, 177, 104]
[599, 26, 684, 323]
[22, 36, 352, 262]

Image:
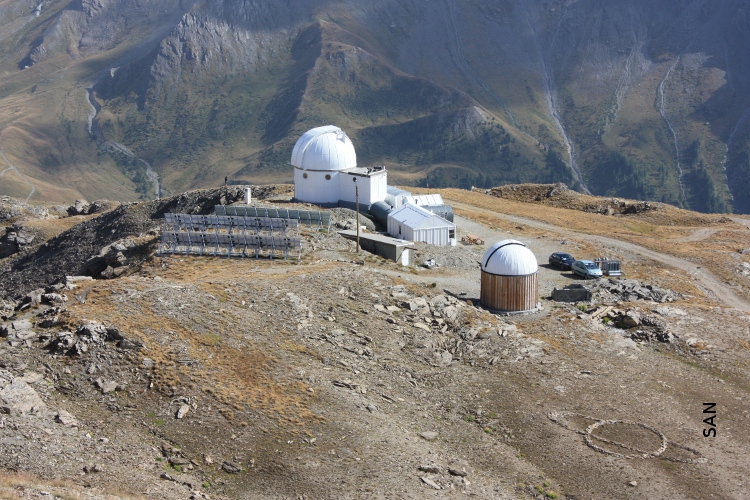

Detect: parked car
[548, 252, 576, 270]
[571, 260, 603, 279]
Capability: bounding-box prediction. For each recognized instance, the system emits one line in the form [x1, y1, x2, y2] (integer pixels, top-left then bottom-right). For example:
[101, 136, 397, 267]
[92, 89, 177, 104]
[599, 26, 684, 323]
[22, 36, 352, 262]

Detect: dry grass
[0, 470, 142, 499]
[64, 264, 321, 426]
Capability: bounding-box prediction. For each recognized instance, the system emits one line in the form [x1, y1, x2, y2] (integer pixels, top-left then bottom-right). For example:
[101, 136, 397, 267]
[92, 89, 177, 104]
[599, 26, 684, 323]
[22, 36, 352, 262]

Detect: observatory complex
[292, 125, 456, 245]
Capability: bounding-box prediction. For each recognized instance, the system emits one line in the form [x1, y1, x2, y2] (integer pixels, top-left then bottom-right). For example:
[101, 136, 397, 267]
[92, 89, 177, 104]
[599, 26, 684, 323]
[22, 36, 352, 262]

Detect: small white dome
[291, 125, 357, 171]
[481, 240, 538, 276]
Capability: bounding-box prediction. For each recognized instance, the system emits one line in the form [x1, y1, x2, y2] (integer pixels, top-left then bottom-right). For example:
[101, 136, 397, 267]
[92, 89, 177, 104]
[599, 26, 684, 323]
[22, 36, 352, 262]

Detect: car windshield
[560, 254, 573, 260]
[584, 262, 599, 269]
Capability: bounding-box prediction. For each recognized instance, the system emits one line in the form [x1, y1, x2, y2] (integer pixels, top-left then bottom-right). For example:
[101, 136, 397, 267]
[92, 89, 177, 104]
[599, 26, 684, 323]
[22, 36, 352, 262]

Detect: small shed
[480, 239, 538, 312]
[338, 230, 413, 265]
[387, 204, 456, 246]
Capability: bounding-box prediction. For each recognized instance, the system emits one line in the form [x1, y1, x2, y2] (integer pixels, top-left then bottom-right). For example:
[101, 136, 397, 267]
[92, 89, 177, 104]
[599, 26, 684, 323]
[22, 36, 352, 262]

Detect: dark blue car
[548, 252, 575, 270]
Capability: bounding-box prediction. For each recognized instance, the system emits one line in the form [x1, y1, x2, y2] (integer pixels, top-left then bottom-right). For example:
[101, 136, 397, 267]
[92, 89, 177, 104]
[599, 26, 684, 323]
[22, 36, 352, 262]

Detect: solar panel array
[215, 205, 331, 230]
[159, 213, 301, 260]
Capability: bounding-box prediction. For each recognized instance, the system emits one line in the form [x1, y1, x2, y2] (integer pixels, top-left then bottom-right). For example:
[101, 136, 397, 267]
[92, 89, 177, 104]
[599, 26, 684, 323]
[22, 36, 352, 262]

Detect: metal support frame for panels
[217, 233, 232, 257]
[230, 233, 246, 257]
[247, 234, 260, 258]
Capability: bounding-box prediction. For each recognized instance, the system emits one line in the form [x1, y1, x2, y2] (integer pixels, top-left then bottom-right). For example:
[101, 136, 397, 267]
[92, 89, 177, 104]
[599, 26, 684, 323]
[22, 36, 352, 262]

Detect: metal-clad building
[387, 204, 456, 246]
[480, 240, 539, 312]
[384, 186, 415, 209]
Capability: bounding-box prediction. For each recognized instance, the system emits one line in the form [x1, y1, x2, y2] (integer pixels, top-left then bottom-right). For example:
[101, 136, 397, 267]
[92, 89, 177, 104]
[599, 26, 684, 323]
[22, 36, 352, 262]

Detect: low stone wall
[551, 285, 592, 302]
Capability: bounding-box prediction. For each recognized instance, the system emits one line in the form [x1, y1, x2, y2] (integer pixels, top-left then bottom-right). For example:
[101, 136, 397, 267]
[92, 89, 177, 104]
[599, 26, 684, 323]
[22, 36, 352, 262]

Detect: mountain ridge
[1, 0, 750, 213]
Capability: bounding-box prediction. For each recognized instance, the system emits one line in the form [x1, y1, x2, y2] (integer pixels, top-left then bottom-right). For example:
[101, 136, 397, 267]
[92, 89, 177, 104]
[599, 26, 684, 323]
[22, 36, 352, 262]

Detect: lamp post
[355, 184, 360, 253]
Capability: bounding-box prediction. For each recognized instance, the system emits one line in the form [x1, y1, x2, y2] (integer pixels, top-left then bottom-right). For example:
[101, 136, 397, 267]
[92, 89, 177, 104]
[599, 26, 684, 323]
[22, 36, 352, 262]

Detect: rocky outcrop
[0, 225, 38, 258]
[80, 237, 139, 279]
[592, 279, 681, 303]
[0, 187, 246, 299]
[66, 199, 108, 216]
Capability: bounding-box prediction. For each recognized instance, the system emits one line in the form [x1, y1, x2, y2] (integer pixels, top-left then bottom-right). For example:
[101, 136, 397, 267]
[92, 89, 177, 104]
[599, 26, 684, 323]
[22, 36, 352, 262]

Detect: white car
[571, 260, 603, 279]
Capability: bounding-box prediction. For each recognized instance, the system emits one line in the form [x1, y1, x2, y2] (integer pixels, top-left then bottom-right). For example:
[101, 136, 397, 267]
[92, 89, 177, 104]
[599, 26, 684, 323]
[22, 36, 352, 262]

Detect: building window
[303, 173, 308, 179]
[325, 174, 331, 180]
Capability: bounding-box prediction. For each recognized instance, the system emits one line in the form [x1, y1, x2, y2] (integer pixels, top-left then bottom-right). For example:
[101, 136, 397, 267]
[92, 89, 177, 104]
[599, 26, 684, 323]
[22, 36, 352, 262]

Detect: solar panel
[214, 206, 330, 230]
[160, 213, 302, 260]
[320, 212, 331, 230]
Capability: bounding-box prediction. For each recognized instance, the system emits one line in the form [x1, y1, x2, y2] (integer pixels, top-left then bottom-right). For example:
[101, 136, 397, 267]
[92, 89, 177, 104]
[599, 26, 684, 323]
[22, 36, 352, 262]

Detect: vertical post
[355, 185, 360, 253]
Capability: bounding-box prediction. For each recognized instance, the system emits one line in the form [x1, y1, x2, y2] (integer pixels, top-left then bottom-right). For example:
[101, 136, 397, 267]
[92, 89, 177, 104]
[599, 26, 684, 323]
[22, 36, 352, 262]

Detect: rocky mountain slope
[1, 186, 750, 498]
[1, 1, 750, 213]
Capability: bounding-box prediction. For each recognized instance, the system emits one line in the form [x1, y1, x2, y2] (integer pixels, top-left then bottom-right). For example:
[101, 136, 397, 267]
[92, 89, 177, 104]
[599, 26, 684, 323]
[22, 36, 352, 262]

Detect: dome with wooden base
[480, 240, 539, 313]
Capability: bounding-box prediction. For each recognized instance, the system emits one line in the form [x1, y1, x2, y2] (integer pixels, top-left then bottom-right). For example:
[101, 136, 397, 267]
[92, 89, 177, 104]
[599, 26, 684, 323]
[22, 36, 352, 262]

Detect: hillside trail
[730, 216, 750, 229]
[672, 227, 719, 242]
[450, 200, 750, 313]
[0, 148, 36, 201]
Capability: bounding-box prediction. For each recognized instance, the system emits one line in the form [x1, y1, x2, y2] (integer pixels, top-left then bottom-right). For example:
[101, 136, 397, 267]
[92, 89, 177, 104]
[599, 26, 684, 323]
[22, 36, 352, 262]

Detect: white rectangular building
[339, 166, 388, 208]
[387, 203, 456, 246]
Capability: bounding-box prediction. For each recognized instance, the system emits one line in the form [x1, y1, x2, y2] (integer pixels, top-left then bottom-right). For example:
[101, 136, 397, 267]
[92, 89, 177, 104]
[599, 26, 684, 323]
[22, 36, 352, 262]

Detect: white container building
[387, 203, 456, 246]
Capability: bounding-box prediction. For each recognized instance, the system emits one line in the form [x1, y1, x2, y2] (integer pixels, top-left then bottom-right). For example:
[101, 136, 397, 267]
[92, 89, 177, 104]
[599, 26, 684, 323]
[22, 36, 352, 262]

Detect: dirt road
[0, 148, 35, 201]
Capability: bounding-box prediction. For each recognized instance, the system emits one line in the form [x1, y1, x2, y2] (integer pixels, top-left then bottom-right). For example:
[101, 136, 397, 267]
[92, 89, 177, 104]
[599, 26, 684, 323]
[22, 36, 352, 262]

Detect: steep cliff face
[1, 0, 750, 212]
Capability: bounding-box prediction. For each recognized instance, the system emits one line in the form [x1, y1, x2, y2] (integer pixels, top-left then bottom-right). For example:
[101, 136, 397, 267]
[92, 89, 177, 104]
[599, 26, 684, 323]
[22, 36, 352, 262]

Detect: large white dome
[291, 125, 357, 171]
[481, 240, 538, 276]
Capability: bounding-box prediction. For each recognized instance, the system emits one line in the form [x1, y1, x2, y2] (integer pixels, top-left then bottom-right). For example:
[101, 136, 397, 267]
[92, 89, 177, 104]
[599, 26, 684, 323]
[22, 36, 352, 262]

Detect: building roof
[481, 239, 538, 276]
[337, 230, 413, 247]
[413, 194, 444, 207]
[388, 203, 454, 229]
[291, 125, 357, 171]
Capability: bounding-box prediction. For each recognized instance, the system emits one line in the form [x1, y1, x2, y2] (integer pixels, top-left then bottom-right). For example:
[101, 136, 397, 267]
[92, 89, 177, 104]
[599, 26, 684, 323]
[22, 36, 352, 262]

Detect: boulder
[420, 431, 439, 441]
[443, 305, 459, 323]
[56, 409, 79, 427]
[622, 311, 641, 328]
[0, 299, 16, 320]
[67, 199, 91, 216]
[176, 404, 191, 419]
[41, 293, 66, 305]
[0, 379, 46, 415]
[20, 288, 46, 308]
[434, 350, 453, 366]
[221, 461, 242, 474]
[118, 338, 143, 350]
[81, 238, 139, 278]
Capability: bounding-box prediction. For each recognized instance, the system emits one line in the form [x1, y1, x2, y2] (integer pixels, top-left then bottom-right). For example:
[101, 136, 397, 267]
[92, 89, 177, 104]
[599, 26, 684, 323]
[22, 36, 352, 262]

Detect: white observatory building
[480, 240, 539, 312]
[291, 125, 387, 210]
